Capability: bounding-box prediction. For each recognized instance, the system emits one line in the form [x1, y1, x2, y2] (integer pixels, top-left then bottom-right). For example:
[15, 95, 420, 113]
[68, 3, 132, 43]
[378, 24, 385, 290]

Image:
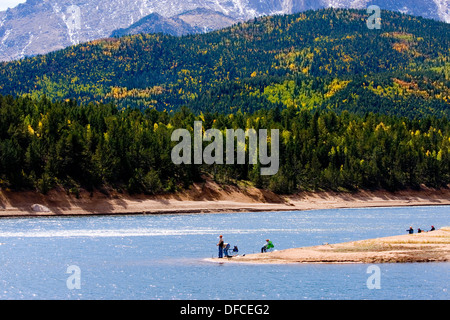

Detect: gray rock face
[110, 9, 237, 37]
[0, 0, 448, 62]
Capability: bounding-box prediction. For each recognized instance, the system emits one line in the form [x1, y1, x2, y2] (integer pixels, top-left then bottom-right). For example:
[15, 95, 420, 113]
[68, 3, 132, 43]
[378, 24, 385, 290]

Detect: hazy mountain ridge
[0, 0, 448, 62]
[110, 12, 201, 37]
[110, 9, 237, 37]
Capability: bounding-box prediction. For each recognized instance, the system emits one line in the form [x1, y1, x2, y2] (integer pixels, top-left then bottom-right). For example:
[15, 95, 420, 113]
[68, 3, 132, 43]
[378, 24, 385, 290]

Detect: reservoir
[0, 206, 448, 300]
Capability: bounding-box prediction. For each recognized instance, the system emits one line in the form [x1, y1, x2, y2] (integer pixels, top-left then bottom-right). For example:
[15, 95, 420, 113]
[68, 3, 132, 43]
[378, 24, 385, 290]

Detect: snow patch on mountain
[0, 0, 448, 62]
[433, 0, 450, 22]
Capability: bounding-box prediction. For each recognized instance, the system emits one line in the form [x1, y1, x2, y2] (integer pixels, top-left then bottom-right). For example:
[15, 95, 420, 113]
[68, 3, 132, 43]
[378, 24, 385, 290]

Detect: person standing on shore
[217, 235, 224, 258]
[406, 226, 414, 234]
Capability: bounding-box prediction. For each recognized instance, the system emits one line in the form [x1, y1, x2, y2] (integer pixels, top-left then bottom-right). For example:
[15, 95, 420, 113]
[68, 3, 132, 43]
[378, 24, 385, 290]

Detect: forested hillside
[0, 9, 449, 195]
[0, 9, 449, 118]
[0, 94, 448, 194]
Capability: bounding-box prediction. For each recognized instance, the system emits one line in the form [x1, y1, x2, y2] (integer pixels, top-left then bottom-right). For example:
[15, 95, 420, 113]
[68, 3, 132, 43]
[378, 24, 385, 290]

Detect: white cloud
[0, 0, 27, 12]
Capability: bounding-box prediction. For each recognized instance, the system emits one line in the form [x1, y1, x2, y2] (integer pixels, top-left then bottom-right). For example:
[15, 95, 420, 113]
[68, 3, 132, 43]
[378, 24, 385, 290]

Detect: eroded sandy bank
[0, 179, 449, 217]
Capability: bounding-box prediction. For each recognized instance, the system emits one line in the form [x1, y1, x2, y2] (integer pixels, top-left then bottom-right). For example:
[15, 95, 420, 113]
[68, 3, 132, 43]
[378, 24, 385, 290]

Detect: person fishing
[224, 243, 231, 257]
[261, 239, 274, 253]
[217, 235, 224, 258]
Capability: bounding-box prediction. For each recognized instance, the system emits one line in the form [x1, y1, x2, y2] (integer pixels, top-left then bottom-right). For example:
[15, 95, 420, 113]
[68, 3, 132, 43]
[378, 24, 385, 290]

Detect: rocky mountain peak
[0, 0, 448, 62]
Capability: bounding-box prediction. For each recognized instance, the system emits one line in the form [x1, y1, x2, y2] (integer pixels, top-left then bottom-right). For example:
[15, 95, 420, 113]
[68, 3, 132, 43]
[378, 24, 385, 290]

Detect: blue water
[0, 206, 448, 300]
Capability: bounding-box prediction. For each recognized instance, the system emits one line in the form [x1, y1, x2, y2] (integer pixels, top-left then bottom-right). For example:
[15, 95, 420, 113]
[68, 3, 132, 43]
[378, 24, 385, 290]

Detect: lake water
[0, 206, 448, 300]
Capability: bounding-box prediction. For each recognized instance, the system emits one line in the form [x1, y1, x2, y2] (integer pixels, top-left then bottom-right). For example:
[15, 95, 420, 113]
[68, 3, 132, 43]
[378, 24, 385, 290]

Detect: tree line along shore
[0, 94, 449, 198]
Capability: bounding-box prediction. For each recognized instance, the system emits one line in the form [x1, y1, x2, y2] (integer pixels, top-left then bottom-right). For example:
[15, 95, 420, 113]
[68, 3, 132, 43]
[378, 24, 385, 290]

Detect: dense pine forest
[0, 8, 449, 195]
[0, 94, 448, 195]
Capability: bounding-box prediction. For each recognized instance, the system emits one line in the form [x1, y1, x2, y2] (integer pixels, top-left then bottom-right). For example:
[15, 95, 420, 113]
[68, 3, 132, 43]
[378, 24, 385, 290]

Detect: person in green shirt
[261, 239, 274, 253]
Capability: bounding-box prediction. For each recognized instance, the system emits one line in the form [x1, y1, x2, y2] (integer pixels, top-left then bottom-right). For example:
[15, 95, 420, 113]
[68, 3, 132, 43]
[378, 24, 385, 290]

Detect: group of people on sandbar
[216, 235, 274, 258]
[406, 225, 435, 234]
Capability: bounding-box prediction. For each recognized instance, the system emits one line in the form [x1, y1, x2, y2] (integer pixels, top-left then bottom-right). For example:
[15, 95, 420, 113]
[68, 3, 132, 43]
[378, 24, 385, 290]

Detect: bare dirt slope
[0, 179, 449, 217]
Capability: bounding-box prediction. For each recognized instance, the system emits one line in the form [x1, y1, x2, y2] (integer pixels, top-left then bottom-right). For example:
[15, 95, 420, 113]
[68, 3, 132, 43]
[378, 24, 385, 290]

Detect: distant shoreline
[208, 227, 450, 264]
[0, 180, 449, 218]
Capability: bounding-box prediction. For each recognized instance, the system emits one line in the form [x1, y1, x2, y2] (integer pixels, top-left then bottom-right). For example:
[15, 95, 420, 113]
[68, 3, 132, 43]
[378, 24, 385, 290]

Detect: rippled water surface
[0, 206, 448, 299]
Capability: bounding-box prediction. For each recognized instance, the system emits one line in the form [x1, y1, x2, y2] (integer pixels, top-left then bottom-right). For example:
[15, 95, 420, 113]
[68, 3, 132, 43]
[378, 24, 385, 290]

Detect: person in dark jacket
[217, 235, 224, 258]
[406, 226, 414, 234]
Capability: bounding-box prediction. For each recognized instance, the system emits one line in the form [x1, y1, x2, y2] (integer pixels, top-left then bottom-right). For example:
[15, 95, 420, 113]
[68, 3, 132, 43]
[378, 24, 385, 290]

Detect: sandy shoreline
[1, 180, 448, 264]
[0, 179, 449, 217]
[207, 227, 450, 264]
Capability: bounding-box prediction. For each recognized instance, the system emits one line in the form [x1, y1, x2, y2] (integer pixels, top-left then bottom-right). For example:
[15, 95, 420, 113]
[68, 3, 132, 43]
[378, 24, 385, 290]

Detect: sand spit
[211, 228, 450, 264]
